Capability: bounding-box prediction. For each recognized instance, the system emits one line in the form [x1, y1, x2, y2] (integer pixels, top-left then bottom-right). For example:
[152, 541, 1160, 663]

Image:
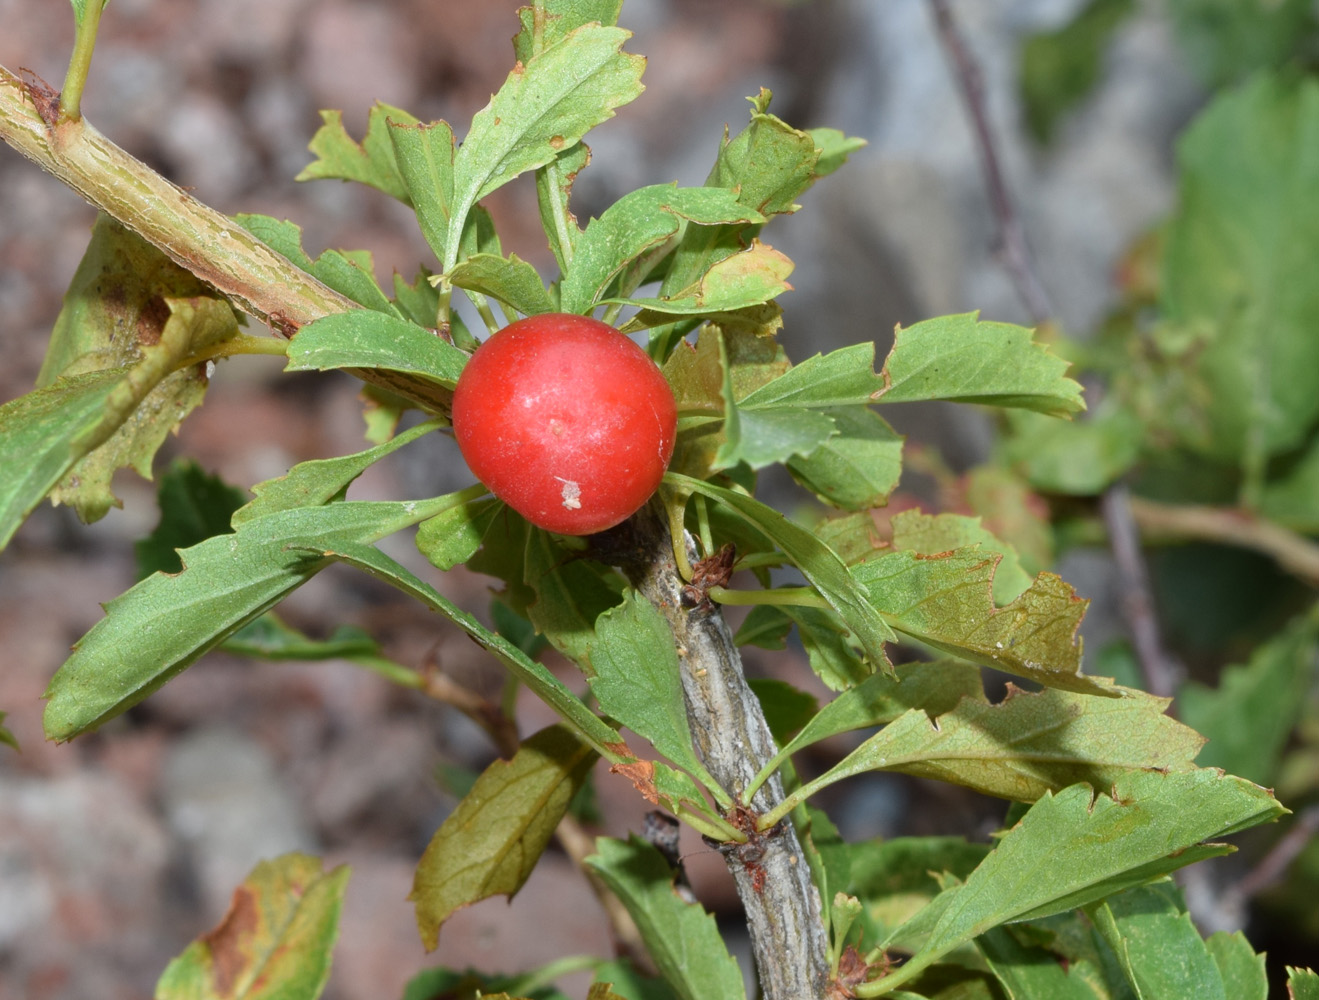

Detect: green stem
[347, 654, 426, 691]
[470, 290, 502, 335]
[506, 955, 602, 996]
[600, 301, 624, 327]
[757, 769, 840, 831]
[742, 748, 792, 807]
[708, 586, 829, 609]
[544, 158, 576, 271]
[677, 802, 745, 844]
[695, 494, 714, 558]
[59, 0, 105, 121]
[172, 333, 289, 373]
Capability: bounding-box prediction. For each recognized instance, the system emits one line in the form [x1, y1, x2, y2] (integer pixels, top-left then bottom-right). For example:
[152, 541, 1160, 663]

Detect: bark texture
[604, 507, 832, 1000]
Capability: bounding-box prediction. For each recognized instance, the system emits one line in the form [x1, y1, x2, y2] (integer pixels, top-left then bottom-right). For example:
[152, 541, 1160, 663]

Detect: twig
[1128, 496, 1319, 588]
[927, 0, 1055, 324]
[1101, 486, 1180, 698]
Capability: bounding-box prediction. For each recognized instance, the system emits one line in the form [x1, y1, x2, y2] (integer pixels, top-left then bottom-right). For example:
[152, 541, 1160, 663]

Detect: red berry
[452, 313, 678, 535]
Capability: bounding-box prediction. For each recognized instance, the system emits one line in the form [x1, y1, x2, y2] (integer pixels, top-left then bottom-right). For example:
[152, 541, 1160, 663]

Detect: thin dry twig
[1129, 496, 1319, 588]
[927, 0, 1054, 324]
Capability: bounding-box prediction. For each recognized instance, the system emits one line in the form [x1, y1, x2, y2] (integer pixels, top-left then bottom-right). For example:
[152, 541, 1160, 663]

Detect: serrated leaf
[870, 770, 1284, 994]
[559, 184, 764, 314]
[772, 659, 986, 765]
[303, 537, 628, 759]
[1290, 967, 1319, 999]
[154, 853, 349, 1000]
[234, 419, 439, 526]
[586, 837, 747, 1000]
[786, 406, 905, 510]
[391, 267, 442, 329]
[851, 546, 1112, 696]
[410, 724, 596, 950]
[387, 119, 456, 262]
[1090, 883, 1226, 1000]
[588, 591, 725, 802]
[285, 312, 467, 388]
[800, 684, 1202, 806]
[296, 103, 419, 200]
[809, 127, 867, 177]
[445, 253, 555, 316]
[536, 144, 591, 274]
[1162, 75, 1319, 462]
[0, 368, 123, 549]
[135, 460, 249, 579]
[1001, 403, 1144, 495]
[43, 499, 447, 741]
[606, 239, 794, 315]
[233, 214, 400, 315]
[513, 0, 625, 61]
[445, 24, 644, 268]
[892, 509, 1033, 605]
[1177, 609, 1319, 784]
[666, 473, 895, 675]
[877, 312, 1084, 415]
[415, 496, 503, 571]
[977, 924, 1105, 1000]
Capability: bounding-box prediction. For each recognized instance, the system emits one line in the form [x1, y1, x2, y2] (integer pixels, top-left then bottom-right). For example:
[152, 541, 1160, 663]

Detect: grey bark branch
[605, 507, 831, 1000]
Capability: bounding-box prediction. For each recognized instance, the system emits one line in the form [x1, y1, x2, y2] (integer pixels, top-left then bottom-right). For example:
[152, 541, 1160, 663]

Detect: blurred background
[1, 1, 1314, 997]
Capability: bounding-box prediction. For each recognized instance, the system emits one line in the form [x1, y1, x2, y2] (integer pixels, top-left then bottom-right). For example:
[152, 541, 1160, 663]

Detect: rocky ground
[0, 1, 1199, 997]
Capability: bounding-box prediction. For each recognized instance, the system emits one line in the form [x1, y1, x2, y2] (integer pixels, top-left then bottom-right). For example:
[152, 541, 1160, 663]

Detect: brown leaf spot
[136, 295, 170, 347]
[203, 884, 260, 996]
[549, 134, 565, 150]
[611, 759, 658, 803]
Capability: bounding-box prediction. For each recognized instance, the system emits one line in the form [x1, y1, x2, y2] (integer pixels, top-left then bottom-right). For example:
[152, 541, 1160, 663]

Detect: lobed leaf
[876, 312, 1084, 416]
[415, 496, 503, 571]
[445, 24, 644, 268]
[1205, 931, 1268, 1000]
[892, 509, 1033, 605]
[1001, 403, 1144, 495]
[799, 685, 1202, 806]
[864, 770, 1284, 995]
[43, 499, 448, 742]
[387, 119, 456, 262]
[586, 837, 747, 1000]
[977, 924, 1107, 1000]
[155, 853, 349, 1000]
[296, 103, 418, 200]
[512, 0, 626, 61]
[135, 460, 249, 578]
[852, 544, 1112, 696]
[285, 312, 468, 387]
[606, 239, 794, 316]
[522, 529, 623, 664]
[410, 725, 596, 950]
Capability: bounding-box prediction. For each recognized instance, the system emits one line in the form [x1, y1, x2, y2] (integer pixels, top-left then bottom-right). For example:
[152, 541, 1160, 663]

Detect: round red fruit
[452, 313, 678, 535]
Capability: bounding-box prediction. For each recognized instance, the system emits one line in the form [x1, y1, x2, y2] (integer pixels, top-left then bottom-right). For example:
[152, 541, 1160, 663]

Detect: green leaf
[0, 368, 123, 549]
[410, 724, 596, 950]
[592, 959, 680, 1000]
[387, 119, 456, 262]
[1019, 0, 1136, 144]
[1089, 883, 1226, 1000]
[523, 530, 624, 664]
[155, 853, 349, 1000]
[0, 712, 18, 753]
[415, 496, 503, 571]
[513, 0, 626, 61]
[588, 592, 726, 804]
[136, 461, 249, 578]
[784, 407, 902, 508]
[221, 616, 378, 662]
[1204, 932, 1267, 1000]
[809, 127, 867, 178]
[559, 184, 764, 315]
[876, 312, 1084, 416]
[392, 267, 443, 329]
[296, 103, 419, 200]
[446, 253, 555, 317]
[536, 144, 591, 275]
[772, 659, 986, 765]
[234, 419, 440, 526]
[1000, 403, 1144, 495]
[1166, 0, 1315, 86]
[606, 239, 794, 315]
[747, 678, 819, 744]
[892, 509, 1033, 605]
[304, 538, 629, 760]
[1289, 967, 1319, 999]
[285, 312, 467, 388]
[666, 473, 895, 675]
[1177, 609, 1319, 785]
[586, 837, 747, 1000]
[851, 545, 1112, 697]
[800, 685, 1202, 806]
[1261, 432, 1319, 532]
[1161, 75, 1319, 462]
[977, 924, 1105, 1000]
[445, 24, 644, 269]
[43, 499, 445, 742]
[867, 770, 1284, 995]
